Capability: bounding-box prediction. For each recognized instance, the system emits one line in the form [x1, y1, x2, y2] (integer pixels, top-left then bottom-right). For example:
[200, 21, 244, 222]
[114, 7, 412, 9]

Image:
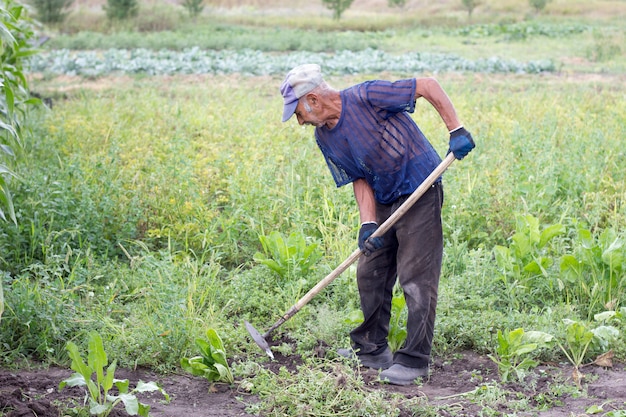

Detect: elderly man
[280, 64, 474, 385]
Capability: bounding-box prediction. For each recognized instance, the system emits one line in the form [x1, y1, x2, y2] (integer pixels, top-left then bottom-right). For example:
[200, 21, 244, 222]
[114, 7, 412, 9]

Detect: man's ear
[304, 93, 318, 107]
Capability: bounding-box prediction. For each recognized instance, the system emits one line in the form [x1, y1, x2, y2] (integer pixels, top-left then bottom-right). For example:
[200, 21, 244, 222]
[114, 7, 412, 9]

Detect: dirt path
[1, 351, 624, 416]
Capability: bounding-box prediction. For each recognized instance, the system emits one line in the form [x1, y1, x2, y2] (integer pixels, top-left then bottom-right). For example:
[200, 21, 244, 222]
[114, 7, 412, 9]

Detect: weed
[555, 319, 619, 387]
[180, 328, 234, 385]
[254, 231, 322, 280]
[488, 328, 553, 383]
[493, 214, 565, 310]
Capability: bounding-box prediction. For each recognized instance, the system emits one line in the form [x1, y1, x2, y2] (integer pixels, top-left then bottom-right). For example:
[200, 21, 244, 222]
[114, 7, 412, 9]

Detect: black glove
[358, 222, 384, 256]
[448, 126, 475, 160]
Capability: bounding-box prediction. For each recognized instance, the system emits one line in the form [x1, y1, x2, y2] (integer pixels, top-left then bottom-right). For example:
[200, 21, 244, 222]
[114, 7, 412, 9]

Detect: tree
[182, 0, 203, 18]
[321, 0, 354, 20]
[461, 0, 479, 20]
[1, 0, 40, 224]
[104, 0, 138, 20]
[529, 0, 551, 13]
[29, 0, 73, 24]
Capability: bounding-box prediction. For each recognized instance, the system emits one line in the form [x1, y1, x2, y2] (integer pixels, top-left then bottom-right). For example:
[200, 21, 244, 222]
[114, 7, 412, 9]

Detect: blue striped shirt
[315, 79, 442, 204]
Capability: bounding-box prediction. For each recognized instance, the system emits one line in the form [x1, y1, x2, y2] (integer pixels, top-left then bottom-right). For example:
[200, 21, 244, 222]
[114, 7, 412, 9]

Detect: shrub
[29, 0, 73, 24]
[321, 0, 353, 20]
[181, 0, 203, 18]
[104, 0, 138, 20]
[529, 0, 551, 13]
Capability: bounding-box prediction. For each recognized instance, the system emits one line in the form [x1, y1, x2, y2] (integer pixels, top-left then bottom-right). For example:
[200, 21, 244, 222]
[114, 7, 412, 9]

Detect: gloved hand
[448, 126, 475, 160]
[358, 222, 384, 256]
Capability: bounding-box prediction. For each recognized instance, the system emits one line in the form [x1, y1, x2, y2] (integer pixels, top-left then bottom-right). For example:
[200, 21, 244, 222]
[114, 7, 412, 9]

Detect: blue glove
[448, 126, 475, 160]
[358, 222, 384, 256]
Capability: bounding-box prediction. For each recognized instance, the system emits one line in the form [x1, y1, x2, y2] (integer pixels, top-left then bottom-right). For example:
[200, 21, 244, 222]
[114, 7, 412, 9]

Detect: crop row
[28, 48, 556, 77]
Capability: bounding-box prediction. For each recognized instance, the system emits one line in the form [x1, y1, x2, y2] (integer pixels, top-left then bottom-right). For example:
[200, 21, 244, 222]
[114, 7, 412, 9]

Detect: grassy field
[1, 0, 626, 415]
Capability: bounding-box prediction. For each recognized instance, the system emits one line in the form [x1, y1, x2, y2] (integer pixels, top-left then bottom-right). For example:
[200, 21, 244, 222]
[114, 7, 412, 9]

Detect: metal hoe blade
[244, 320, 274, 359]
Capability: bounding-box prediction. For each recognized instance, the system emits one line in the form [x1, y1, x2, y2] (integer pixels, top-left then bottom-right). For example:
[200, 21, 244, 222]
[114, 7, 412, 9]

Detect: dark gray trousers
[351, 182, 444, 368]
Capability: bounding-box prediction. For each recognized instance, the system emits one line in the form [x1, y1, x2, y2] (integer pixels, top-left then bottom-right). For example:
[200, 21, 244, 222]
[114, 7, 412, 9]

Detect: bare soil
[1, 349, 624, 417]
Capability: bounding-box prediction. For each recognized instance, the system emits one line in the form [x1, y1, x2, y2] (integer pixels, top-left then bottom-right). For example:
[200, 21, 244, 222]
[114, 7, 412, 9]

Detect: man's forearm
[353, 178, 377, 224]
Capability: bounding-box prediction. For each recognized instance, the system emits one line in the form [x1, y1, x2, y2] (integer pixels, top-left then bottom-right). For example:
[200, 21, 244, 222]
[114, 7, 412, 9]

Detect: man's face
[294, 98, 324, 128]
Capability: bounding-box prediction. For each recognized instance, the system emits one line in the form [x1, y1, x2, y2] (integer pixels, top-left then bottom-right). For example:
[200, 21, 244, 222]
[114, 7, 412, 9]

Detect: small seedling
[60, 331, 169, 417]
[180, 328, 234, 384]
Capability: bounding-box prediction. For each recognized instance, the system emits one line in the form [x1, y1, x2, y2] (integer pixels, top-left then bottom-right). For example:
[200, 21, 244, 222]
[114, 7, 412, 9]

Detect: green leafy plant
[559, 225, 625, 318]
[180, 328, 234, 384]
[60, 331, 169, 416]
[494, 214, 565, 309]
[554, 319, 619, 387]
[253, 231, 322, 280]
[0, 0, 40, 224]
[488, 328, 553, 382]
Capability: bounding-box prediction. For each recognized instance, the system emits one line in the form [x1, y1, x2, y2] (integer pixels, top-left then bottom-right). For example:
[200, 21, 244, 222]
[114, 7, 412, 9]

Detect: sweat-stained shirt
[314, 78, 442, 205]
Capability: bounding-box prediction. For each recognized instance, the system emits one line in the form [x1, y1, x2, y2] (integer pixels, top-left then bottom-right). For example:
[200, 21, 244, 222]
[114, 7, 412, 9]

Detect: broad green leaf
[585, 404, 604, 414]
[138, 402, 151, 417]
[577, 227, 594, 249]
[518, 357, 539, 370]
[103, 360, 117, 393]
[90, 402, 109, 415]
[602, 238, 624, 269]
[195, 338, 213, 362]
[560, 255, 582, 281]
[591, 326, 619, 344]
[594, 311, 616, 323]
[87, 332, 107, 384]
[507, 328, 525, 348]
[86, 379, 100, 403]
[65, 341, 93, 381]
[135, 380, 163, 393]
[523, 331, 554, 347]
[206, 328, 228, 366]
[180, 357, 209, 376]
[513, 343, 538, 356]
[59, 373, 86, 390]
[523, 260, 542, 274]
[120, 393, 139, 415]
[494, 245, 512, 269]
[213, 363, 234, 384]
[539, 223, 565, 248]
[114, 378, 130, 394]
